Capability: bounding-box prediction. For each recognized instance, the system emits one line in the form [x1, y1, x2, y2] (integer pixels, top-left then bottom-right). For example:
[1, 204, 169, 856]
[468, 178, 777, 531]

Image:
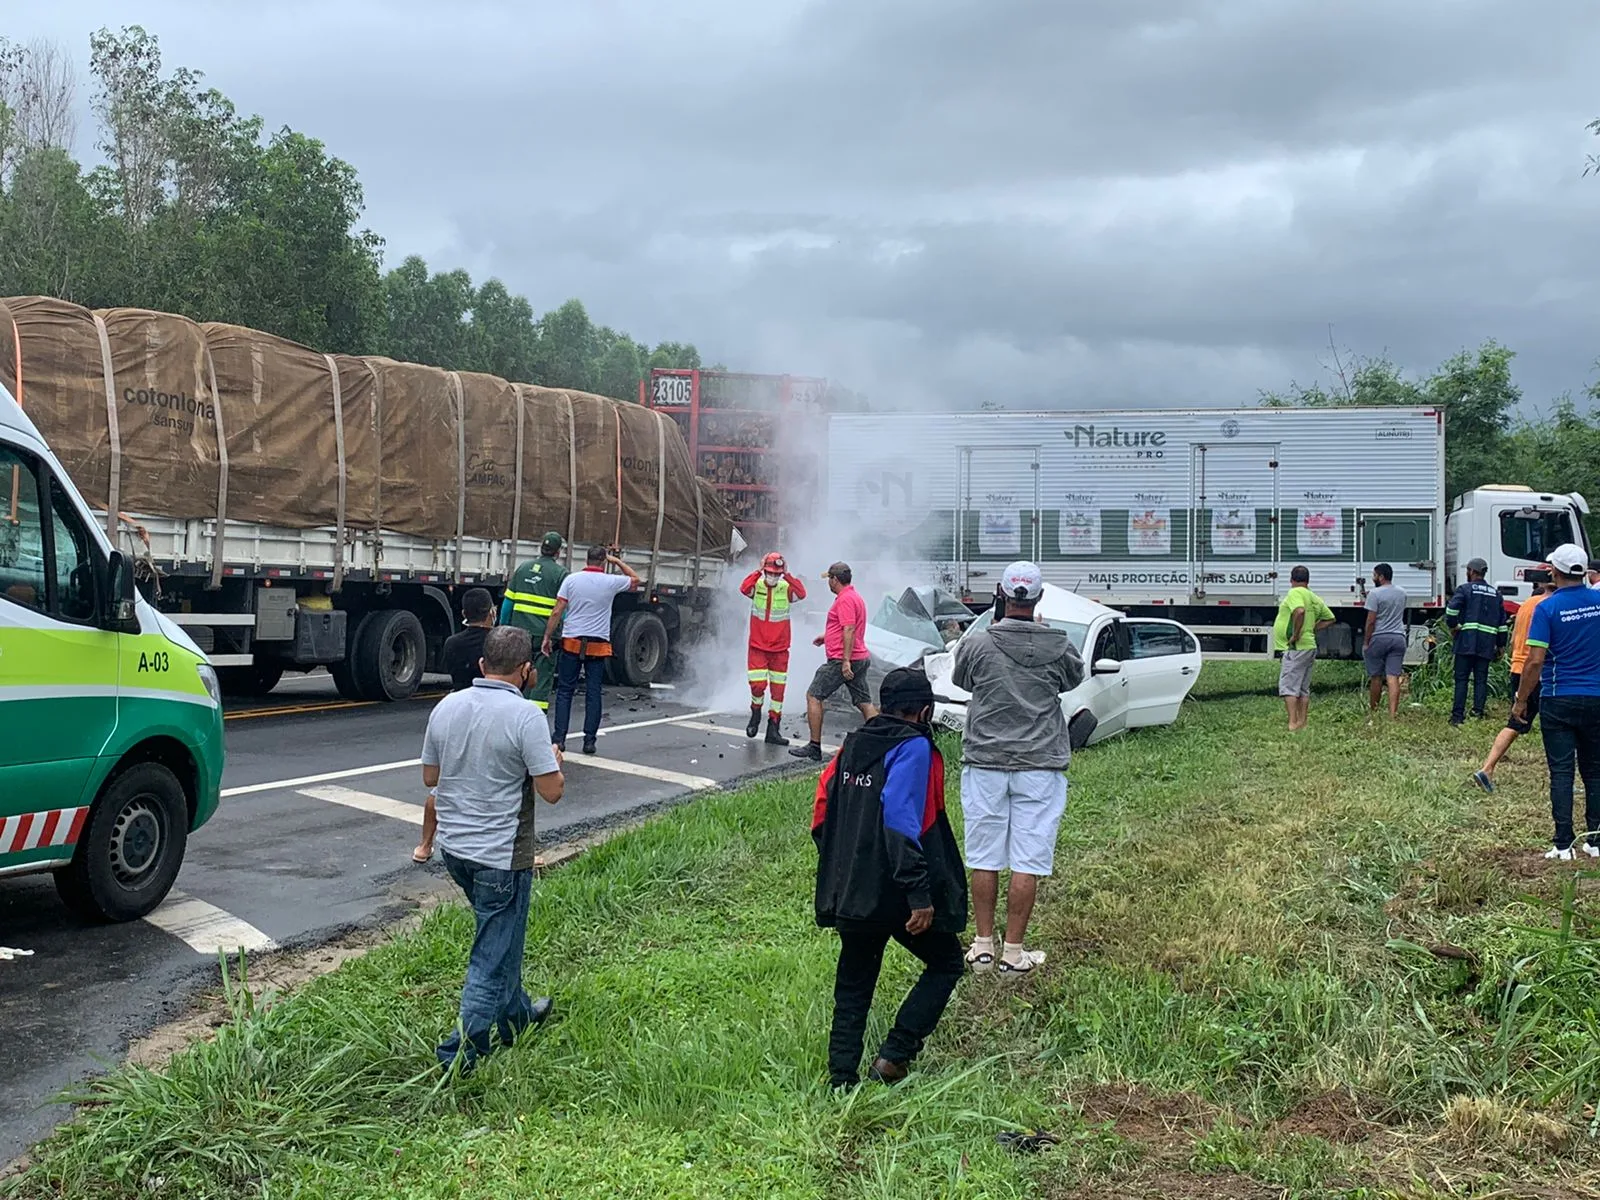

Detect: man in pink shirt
[791, 562, 879, 762]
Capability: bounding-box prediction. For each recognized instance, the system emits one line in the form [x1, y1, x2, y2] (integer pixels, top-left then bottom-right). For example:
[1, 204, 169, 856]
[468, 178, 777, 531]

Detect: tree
[1261, 340, 1519, 502]
[0, 148, 107, 300]
[470, 279, 538, 381]
[0, 25, 711, 390]
[533, 298, 598, 392]
[383, 256, 478, 367]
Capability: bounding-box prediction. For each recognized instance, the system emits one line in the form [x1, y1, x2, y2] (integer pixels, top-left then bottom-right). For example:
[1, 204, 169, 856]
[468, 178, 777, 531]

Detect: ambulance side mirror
[104, 550, 139, 633]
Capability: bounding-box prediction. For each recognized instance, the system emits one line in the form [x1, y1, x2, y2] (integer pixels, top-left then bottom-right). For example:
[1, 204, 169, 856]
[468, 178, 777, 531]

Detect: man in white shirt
[421, 625, 564, 1074]
[541, 545, 639, 754]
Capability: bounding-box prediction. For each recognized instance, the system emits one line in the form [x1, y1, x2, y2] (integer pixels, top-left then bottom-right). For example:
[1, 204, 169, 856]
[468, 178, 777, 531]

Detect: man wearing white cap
[1513, 543, 1600, 860]
[952, 561, 1084, 975]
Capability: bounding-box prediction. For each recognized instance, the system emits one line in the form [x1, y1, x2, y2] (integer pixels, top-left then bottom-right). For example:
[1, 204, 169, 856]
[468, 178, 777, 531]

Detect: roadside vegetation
[12, 661, 1600, 1199]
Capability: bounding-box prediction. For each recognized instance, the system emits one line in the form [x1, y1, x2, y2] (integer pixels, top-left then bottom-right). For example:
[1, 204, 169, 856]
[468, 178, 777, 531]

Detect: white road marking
[298, 785, 423, 825]
[143, 890, 278, 956]
[561, 755, 716, 790]
[675, 721, 841, 755]
[222, 758, 421, 798]
[221, 709, 724, 799]
[593, 709, 718, 736]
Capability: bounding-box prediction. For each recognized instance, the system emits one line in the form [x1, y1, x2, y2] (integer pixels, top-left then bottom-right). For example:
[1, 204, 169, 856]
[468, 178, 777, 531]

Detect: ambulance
[0, 382, 223, 921]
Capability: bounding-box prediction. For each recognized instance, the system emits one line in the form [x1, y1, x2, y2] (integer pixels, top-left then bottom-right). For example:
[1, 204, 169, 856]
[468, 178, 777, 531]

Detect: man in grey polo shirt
[1363, 563, 1408, 719]
[421, 626, 565, 1074]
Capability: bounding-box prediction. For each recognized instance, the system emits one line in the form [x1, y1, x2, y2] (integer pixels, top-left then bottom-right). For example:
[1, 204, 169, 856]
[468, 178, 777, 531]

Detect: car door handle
[1180, 667, 1193, 675]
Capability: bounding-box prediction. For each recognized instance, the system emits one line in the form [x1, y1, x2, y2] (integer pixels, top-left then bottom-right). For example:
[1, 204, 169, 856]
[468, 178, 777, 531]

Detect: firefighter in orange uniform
[742, 552, 807, 745]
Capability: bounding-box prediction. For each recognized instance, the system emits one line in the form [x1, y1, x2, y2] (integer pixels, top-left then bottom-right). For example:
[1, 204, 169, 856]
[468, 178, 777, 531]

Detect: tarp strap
[91, 314, 121, 540]
[564, 391, 577, 571]
[9, 317, 20, 410]
[693, 478, 704, 593]
[613, 406, 623, 549]
[448, 371, 466, 583]
[203, 346, 229, 590]
[509, 384, 525, 574]
[322, 353, 348, 592]
[649, 409, 667, 593]
[364, 358, 383, 571]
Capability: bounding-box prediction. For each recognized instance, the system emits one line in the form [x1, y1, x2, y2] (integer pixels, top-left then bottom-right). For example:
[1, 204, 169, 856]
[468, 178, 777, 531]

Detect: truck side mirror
[104, 550, 140, 633]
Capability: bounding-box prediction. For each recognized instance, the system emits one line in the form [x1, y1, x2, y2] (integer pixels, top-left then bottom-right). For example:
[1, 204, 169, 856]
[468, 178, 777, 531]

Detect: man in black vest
[812, 667, 968, 1089]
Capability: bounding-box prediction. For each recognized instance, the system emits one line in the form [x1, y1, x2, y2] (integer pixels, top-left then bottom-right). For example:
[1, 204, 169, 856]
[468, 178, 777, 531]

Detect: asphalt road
[0, 673, 847, 1165]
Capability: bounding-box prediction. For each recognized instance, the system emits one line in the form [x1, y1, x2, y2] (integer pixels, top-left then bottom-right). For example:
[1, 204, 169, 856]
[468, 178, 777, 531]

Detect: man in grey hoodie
[952, 561, 1084, 976]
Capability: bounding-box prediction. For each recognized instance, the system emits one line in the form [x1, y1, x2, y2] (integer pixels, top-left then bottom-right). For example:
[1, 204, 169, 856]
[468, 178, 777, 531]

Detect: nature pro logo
[1066, 423, 1167, 460]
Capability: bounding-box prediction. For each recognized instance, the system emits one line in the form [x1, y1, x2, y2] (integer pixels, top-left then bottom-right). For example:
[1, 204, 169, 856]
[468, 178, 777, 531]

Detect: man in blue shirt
[1445, 557, 1508, 725]
[1514, 543, 1600, 860]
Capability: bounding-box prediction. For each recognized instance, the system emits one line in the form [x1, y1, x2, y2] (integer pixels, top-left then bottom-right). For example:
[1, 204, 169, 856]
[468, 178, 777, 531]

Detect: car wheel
[54, 763, 189, 923]
[1068, 709, 1099, 751]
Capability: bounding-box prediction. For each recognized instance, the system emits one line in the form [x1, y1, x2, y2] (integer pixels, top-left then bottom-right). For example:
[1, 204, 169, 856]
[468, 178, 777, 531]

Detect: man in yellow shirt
[1472, 567, 1555, 793]
[1273, 565, 1337, 732]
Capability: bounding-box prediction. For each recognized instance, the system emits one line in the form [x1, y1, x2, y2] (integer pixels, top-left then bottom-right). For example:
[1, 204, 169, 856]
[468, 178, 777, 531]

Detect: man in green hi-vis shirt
[501, 532, 569, 709]
[1273, 564, 1336, 733]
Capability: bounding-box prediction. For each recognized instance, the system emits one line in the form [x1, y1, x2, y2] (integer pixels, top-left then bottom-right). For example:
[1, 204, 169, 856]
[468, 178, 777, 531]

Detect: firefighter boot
[746, 705, 763, 738]
[765, 715, 789, 746]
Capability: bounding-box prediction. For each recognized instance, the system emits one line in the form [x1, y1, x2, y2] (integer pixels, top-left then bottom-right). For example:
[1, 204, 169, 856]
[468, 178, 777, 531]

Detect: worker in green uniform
[501, 531, 569, 709]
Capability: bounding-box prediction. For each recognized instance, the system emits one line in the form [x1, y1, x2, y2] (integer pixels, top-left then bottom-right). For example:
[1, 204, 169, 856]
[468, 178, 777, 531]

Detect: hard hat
[762, 552, 786, 572]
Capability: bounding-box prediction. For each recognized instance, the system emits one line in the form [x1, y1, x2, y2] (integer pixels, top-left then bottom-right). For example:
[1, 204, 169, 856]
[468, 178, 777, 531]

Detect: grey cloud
[16, 0, 1600, 412]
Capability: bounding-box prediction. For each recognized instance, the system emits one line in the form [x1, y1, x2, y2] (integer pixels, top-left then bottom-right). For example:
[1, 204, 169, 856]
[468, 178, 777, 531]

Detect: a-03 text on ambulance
[0, 381, 223, 921]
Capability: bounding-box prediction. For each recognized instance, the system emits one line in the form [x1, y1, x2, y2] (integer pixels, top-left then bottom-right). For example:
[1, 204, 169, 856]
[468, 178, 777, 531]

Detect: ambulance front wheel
[55, 762, 189, 923]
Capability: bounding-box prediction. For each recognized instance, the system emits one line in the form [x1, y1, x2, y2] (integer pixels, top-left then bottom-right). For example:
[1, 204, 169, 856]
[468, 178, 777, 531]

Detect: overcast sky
[17, 0, 1600, 411]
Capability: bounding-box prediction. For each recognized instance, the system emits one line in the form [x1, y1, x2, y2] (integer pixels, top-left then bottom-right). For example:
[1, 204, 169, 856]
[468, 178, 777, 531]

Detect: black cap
[879, 667, 934, 716]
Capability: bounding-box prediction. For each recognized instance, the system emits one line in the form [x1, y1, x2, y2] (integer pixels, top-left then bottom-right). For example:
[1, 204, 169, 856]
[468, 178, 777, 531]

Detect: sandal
[965, 941, 995, 973]
[997, 949, 1047, 976]
[412, 847, 433, 864]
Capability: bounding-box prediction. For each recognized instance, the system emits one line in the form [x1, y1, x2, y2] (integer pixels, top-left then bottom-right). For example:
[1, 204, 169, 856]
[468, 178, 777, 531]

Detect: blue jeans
[438, 851, 537, 1068]
[1451, 654, 1491, 722]
[1541, 695, 1600, 850]
[553, 648, 605, 745]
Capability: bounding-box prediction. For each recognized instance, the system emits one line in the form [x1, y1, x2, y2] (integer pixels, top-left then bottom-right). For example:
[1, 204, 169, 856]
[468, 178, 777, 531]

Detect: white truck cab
[1445, 486, 1592, 602]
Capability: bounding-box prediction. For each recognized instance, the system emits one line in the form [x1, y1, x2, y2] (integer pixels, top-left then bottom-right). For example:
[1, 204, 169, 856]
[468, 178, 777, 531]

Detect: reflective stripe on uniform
[751, 578, 793, 622]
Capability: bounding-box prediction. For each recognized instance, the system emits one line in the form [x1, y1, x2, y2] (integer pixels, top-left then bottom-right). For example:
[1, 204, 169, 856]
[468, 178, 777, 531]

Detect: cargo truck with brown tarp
[1, 296, 741, 699]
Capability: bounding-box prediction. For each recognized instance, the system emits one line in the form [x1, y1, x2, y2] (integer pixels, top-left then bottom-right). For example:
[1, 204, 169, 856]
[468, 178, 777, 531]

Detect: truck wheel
[353, 608, 426, 701]
[54, 763, 189, 923]
[218, 661, 284, 698]
[613, 610, 670, 687]
[330, 614, 372, 701]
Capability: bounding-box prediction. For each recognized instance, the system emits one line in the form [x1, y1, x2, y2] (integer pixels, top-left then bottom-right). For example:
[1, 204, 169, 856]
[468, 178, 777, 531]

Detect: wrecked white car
[924, 585, 1202, 750]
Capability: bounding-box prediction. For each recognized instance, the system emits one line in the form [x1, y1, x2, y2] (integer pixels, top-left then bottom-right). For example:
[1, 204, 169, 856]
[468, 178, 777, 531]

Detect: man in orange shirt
[741, 552, 806, 745]
[1472, 567, 1556, 792]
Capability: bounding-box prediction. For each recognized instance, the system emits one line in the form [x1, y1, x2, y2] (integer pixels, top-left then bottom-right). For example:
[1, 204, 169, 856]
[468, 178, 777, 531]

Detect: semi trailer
[826, 405, 1590, 660]
[2, 297, 740, 700]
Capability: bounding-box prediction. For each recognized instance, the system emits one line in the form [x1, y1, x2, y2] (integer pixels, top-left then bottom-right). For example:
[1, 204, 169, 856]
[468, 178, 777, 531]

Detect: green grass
[11, 660, 1600, 1199]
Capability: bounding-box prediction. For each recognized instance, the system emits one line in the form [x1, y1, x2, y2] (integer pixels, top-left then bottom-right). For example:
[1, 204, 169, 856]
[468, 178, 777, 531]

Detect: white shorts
[959, 767, 1068, 876]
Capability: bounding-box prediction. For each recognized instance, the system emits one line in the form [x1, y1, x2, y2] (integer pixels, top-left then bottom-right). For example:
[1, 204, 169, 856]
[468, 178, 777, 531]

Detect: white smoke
[675, 410, 941, 719]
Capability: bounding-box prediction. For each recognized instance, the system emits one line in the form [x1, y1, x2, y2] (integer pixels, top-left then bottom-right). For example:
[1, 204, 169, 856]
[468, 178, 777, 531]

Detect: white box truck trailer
[826, 406, 1590, 659]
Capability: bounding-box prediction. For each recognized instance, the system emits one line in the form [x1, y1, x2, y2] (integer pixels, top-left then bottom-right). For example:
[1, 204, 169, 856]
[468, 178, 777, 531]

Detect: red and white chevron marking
[0, 807, 87, 856]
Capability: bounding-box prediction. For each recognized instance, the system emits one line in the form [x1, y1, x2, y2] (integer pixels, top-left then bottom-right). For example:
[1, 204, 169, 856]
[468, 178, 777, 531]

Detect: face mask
[764, 572, 782, 584]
